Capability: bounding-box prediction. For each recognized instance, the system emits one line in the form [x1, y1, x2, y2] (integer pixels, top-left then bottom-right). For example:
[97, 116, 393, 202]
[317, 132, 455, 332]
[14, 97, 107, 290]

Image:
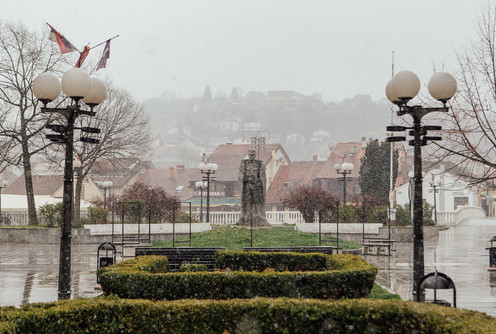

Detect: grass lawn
[368, 283, 402, 300]
[153, 225, 362, 250]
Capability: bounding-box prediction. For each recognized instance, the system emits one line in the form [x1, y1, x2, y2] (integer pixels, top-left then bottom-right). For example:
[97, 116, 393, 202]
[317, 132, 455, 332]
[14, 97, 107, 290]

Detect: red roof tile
[266, 162, 325, 204]
[207, 143, 290, 182]
[4, 174, 63, 196]
[316, 142, 366, 179]
[137, 167, 200, 201]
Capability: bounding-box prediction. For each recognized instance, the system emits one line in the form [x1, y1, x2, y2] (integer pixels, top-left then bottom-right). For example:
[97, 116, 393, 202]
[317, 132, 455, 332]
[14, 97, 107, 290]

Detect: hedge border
[1, 298, 495, 333]
[98, 252, 377, 300]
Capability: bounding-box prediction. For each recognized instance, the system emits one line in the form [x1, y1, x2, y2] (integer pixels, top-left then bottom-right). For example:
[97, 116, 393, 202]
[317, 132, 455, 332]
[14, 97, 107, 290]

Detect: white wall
[395, 171, 479, 213]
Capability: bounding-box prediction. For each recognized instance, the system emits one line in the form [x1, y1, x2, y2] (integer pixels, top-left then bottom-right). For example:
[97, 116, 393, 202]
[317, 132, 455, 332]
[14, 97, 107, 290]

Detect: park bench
[363, 238, 396, 251]
[135, 247, 225, 270]
[243, 246, 336, 255]
[361, 242, 391, 256]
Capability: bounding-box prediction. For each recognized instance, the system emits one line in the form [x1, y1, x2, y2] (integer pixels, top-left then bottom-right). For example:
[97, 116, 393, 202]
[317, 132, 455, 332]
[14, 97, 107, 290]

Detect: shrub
[87, 206, 108, 224]
[98, 252, 377, 300]
[215, 251, 328, 272]
[38, 203, 63, 227]
[179, 263, 208, 272]
[394, 203, 435, 226]
[171, 211, 201, 224]
[367, 205, 388, 224]
[339, 205, 357, 223]
[1, 298, 495, 333]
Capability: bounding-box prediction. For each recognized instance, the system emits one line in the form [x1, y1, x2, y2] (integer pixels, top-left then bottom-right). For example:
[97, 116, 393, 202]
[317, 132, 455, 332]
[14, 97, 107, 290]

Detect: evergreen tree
[359, 139, 399, 204]
[202, 85, 213, 102]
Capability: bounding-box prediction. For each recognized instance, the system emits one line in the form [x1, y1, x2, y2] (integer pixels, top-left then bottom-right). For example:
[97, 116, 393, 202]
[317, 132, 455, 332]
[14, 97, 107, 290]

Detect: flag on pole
[75, 45, 91, 68]
[47, 23, 77, 54]
[96, 40, 111, 70]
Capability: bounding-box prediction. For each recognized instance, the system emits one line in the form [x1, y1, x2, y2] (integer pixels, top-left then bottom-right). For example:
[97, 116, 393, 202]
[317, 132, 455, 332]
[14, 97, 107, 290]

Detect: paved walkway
[365, 218, 496, 317]
[1, 218, 496, 318]
[0, 243, 100, 307]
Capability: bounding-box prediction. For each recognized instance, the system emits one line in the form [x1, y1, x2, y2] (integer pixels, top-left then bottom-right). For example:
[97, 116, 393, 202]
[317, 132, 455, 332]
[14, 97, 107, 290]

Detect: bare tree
[430, 5, 496, 187]
[47, 83, 152, 219]
[0, 22, 66, 225]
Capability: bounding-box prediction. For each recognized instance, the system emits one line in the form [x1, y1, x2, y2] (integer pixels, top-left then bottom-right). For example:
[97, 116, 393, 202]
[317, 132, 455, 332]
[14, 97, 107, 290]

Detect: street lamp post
[198, 162, 218, 224]
[251, 135, 266, 159]
[72, 158, 82, 222]
[33, 68, 106, 300]
[408, 171, 415, 225]
[0, 180, 8, 219]
[99, 181, 113, 209]
[385, 70, 457, 301]
[429, 177, 442, 226]
[195, 181, 207, 222]
[334, 162, 354, 205]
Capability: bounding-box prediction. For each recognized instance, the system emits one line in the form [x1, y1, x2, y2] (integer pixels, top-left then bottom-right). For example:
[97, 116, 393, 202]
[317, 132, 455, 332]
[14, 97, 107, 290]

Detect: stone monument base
[238, 216, 271, 227]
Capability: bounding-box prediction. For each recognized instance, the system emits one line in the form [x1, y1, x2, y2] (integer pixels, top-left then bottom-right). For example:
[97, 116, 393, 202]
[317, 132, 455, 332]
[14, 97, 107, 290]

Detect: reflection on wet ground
[0, 244, 100, 307]
[1, 219, 496, 317]
[365, 218, 496, 317]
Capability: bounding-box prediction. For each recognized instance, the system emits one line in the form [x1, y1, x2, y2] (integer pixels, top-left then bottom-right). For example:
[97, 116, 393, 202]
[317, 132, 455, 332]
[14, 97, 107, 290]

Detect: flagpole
[91, 35, 120, 49]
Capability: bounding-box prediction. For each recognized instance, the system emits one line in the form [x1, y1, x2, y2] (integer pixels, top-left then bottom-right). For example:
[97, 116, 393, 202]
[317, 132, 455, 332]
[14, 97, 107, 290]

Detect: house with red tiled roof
[137, 166, 200, 202]
[206, 143, 291, 195]
[266, 158, 326, 210]
[313, 140, 367, 201]
[89, 158, 154, 196]
[4, 173, 100, 202]
[0, 168, 20, 189]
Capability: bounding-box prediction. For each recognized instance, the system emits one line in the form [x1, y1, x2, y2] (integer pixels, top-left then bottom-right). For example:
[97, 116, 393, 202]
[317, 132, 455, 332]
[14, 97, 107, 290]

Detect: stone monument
[238, 150, 270, 227]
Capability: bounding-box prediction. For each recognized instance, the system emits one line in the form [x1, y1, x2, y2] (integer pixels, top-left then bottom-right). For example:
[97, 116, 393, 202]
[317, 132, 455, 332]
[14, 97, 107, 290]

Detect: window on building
[454, 197, 468, 210]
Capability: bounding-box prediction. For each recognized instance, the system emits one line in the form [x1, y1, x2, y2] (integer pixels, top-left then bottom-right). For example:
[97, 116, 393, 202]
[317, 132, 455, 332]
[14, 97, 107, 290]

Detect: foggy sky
[0, 0, 486, 103]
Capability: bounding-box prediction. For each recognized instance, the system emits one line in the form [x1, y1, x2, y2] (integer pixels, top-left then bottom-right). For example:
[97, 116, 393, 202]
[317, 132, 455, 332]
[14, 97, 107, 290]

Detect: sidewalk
[2, 219, 496, 317]
[366, 218, 496, 317]
[0, 243, 99, 307]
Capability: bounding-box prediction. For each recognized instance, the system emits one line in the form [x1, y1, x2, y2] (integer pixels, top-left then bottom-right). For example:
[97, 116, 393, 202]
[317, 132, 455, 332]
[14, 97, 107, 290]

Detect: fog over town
[1, 1, 486, 168]
[4, 1, 496, 326]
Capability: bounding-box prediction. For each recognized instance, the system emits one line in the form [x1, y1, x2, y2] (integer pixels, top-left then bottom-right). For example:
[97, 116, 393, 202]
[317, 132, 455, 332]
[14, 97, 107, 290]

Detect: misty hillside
[143, 88, 392, 165]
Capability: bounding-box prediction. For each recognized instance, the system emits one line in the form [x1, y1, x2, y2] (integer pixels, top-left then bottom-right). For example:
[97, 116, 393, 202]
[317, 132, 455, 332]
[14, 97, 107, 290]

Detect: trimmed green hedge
[1, 298, 495, 333]
[215, 250, 328, 271]
[98, 252, 377, 300]
[102, 255, 169, 273]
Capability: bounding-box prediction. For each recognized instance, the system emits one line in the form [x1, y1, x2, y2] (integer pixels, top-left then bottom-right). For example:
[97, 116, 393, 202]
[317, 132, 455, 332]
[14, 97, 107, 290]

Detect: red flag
[75, 45, 91, 68]
[97, 40, 111, 70]
[47, 23, 77, 54]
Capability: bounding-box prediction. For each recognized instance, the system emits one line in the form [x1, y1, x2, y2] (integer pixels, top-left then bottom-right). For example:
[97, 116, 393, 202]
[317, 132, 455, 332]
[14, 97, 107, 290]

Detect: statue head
[248, 150, 256, 161]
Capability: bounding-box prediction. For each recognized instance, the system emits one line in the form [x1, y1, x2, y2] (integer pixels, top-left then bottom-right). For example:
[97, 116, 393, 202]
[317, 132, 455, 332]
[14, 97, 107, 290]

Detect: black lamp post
[99, 181, 113, 209]
[334, 162, 354, 205]
[198, 162, 218, 224]
[0, 180, 7, 219]
[195, 181, 207, 222]
[251, 135, 266, 159]
[33, 68, 106, 300]
[429, 176, 442, 226]
[385, 70, 457, 301]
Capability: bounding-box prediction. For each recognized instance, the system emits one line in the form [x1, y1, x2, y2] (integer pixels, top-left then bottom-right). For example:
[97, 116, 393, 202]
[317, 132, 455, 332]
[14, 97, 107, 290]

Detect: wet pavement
[0, 243, 100, 307]
[366, 218, 496, 317]
[1, 218, 496, 318]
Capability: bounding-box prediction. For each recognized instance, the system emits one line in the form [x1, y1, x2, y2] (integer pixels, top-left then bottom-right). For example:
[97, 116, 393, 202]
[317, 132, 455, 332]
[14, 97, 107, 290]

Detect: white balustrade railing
[207, 211, 307, 225]
[208, 211, 241, 225]
[436, 211, 454, 226]
[453, 206, 486, 226]
[6, 208, 483, 227]
[1, 208, 89, 226]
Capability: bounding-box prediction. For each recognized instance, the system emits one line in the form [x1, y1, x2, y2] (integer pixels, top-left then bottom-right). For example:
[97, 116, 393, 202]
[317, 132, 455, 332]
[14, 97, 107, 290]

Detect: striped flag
[96, 40, 111, 70]
[47, 23, 77, 54]
[75, 45, 91, 68]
